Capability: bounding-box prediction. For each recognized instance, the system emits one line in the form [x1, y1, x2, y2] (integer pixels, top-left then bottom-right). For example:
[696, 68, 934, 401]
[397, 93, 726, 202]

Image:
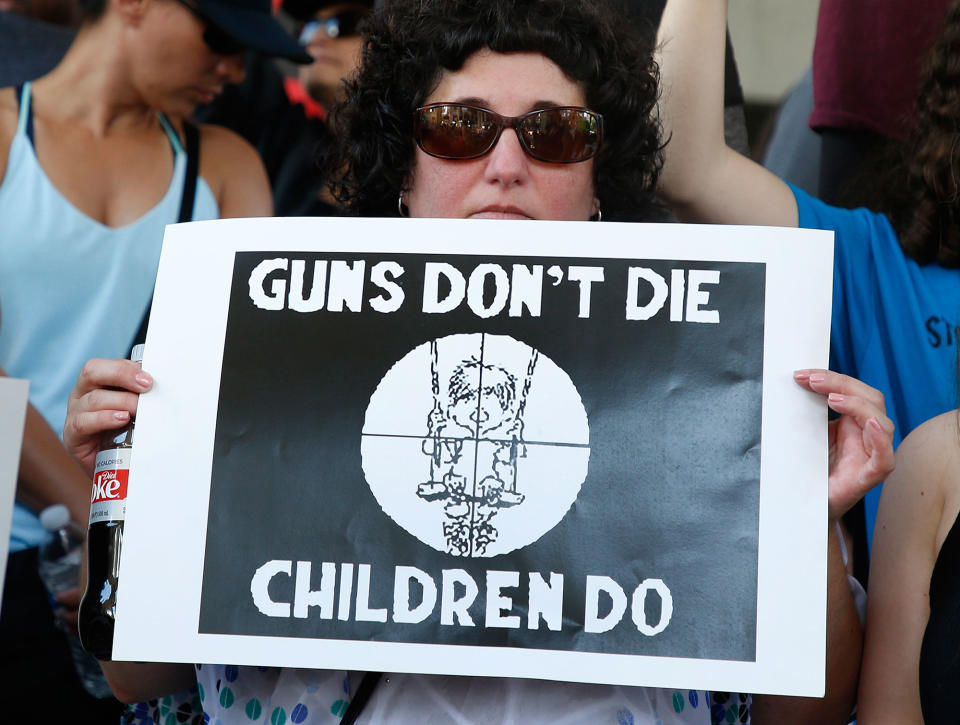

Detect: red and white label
[90, 448, 131, 524]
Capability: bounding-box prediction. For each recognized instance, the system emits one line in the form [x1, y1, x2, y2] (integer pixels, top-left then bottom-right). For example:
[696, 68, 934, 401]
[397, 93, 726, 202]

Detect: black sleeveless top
[919, 510, 960, 723]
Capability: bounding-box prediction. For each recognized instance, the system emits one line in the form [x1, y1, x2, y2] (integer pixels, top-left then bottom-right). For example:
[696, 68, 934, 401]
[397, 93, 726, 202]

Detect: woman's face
[298, 3, 367, 108]
[405, 50, 599, 221]
[131, 0, 246, 116]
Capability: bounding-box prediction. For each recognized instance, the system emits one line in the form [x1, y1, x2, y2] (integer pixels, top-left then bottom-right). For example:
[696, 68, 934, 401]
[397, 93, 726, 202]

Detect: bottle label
[90, 448, 131, 524]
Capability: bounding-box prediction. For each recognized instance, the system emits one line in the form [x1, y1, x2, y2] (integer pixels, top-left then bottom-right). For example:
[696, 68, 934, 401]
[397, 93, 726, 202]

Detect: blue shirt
[0, 83, 219, 550]
[792, 184, 960, 545]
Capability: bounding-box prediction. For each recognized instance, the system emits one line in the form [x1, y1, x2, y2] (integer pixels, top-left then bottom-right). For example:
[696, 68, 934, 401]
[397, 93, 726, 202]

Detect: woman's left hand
[794, 369, 895, 520]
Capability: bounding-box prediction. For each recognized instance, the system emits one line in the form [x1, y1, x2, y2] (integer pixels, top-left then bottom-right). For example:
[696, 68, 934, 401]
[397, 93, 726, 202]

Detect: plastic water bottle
[37, 504, 114, 699]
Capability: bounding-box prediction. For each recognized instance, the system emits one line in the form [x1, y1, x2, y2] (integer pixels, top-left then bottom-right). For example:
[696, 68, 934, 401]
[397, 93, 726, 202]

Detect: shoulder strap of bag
[340, 672, 382, 725]
[177, 119, 200, 223]
[130, 119, 201, 354]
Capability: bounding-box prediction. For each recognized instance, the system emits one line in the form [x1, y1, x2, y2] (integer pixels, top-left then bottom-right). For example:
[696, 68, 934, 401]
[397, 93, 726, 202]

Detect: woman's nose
[483, 128, 530, 186]
[216, 53, 246, 84]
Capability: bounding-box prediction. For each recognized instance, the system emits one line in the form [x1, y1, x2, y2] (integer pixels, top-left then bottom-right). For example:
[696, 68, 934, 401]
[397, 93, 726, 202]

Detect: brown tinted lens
[416, 105, 500, 159]
[518, 108, 601, 163]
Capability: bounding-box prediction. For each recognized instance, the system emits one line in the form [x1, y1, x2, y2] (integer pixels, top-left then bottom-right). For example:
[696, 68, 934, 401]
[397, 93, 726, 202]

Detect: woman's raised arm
[656, 0, 798, 226]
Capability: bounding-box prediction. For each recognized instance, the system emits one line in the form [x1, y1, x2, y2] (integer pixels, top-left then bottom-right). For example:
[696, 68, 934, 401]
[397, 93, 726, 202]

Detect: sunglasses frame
[413, 103, 604, 164]
[174, 0, 246, 56]
[298, 9, 368, 45]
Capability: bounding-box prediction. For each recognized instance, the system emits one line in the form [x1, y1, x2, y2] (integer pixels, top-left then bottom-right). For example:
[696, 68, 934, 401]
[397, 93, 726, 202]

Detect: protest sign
[114, 217, 833, 696]
[0, 377, 29, 602]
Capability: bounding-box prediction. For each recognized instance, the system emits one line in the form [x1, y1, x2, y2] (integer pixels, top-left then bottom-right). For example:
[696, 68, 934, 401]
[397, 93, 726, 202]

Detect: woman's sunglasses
[298, 9, 368, 45]
[413, 103, 603, 164]
[174, 0, 246, 56]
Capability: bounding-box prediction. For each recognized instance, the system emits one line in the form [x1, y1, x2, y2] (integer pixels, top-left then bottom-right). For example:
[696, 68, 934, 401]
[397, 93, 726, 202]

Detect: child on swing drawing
[418, 344, 535, 555]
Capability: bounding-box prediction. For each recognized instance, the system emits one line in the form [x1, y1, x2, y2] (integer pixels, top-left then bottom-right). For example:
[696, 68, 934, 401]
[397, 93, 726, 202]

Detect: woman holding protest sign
[62, 1, 893, 723]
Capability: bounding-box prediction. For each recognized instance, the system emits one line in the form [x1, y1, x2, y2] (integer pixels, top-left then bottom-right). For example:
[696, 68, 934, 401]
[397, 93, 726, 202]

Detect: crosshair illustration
[361, 333, 590, 558]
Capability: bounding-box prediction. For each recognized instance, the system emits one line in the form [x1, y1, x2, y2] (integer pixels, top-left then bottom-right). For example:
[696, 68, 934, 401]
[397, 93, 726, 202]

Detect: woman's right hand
[63, 358, 153, 476]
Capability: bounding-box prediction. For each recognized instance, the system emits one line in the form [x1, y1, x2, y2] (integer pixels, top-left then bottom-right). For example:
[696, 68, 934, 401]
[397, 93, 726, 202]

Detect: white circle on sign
[361, 333, 590, 558]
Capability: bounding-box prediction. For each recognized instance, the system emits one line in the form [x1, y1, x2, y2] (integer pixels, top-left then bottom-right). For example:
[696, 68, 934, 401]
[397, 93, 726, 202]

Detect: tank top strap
[156, 113, 185, 156]
[13, 86, 181, 157]
[14, 82, 35, 145]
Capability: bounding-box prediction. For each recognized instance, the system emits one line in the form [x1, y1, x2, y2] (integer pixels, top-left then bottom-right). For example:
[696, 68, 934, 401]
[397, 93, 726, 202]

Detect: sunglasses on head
[298, 8, 368, 45]
[174, 0, 246, 56]
[413, 103, 603, 164]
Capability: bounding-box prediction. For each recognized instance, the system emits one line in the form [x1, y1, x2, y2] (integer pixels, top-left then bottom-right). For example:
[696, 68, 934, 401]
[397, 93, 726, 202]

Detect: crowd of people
[0, 0, 957, 722]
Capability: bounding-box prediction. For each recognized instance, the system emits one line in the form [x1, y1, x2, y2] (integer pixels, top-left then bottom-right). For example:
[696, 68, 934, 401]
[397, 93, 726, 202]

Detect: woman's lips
[470, 206, 533, 220]
[191, 88, 220, 104]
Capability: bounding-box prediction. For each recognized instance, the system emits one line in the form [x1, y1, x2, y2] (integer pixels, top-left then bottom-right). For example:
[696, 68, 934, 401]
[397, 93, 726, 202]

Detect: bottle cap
[39, 504, 71, 532]
[131, 344, 145, 364]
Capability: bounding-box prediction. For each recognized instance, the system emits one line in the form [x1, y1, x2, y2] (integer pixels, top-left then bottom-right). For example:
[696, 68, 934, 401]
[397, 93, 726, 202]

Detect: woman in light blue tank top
[0, 0, 307, 717]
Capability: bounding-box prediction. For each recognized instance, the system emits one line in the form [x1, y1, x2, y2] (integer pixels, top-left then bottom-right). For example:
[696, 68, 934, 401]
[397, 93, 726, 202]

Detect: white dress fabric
[194, 665, 738, 724]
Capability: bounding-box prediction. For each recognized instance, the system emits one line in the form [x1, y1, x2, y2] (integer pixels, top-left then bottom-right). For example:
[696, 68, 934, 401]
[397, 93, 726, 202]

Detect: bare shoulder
[197, 123, 262, 176]
[897, 411, 960, 480]
[0, 87, 19, 181]
[891, 411, 960, 544]
[194, 123, 271, 217]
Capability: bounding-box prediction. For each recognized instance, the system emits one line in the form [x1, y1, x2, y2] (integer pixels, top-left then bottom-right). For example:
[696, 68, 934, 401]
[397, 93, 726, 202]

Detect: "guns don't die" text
[248, 258, 722, 323]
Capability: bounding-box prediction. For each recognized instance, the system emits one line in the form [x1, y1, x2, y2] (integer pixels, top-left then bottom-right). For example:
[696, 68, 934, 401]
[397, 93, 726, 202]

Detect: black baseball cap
[195, 0, 313, 63]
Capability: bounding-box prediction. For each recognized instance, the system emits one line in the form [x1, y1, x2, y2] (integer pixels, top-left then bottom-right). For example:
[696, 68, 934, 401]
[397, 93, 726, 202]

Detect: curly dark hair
[850, 0, 960, 267]
[324, 0, 663, 221]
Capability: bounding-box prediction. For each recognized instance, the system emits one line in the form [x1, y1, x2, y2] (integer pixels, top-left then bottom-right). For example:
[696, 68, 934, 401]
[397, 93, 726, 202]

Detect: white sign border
[0, 377, 30, 604]
[114, 216, 832, 697]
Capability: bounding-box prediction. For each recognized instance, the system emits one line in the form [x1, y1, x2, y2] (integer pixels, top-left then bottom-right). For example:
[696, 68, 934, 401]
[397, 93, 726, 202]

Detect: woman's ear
[114, 0, 151, 26]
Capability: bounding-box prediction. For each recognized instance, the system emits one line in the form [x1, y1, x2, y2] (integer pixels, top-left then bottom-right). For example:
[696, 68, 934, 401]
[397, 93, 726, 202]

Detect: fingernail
[868, 418, 883, 433]
[793, 370, 810, 380]
[828, 393, 845, 403]
[810, 373, 826, 384]
[113, 411, 130, 421]
[135, 372, 152, 388]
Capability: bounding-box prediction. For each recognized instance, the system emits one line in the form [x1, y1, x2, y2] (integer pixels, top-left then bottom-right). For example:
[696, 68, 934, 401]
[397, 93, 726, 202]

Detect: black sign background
[198, 250, 765, 662]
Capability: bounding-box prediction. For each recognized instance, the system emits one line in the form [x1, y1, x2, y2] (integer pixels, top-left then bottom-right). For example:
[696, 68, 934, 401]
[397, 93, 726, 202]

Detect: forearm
[753, 521, 861, 724]
[99, 661, 198, 704]
[656, 0, 729, 208]
[655, 0, 798, 225]
[17, 399, 93, 528]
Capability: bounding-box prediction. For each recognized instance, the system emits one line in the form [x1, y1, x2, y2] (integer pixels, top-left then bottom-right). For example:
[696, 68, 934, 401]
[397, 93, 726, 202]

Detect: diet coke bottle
[78, 344, 142, 660]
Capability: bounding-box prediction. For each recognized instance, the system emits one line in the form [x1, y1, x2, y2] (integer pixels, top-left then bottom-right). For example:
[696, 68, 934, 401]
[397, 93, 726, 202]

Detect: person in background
[65, 1, 893, 722]
[656, 1, 960, 718]
[0, 0, 308, 720]
[809, 0, 953, 585]
[859, 407, 960, 723]
[811, 0, 952, 207]
[197, 0, 373, 216]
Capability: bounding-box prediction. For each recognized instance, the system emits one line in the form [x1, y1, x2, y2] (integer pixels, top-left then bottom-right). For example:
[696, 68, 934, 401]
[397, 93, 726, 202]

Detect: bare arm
[0, 366, 91, 527]
[198, 124, 273, 219]
[753, 526, 863, 724]
[99, 661, 198, 704]
[857, 412, 959, 724]
[753, 371, 896, 724]
[656, 0, 798, 225]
